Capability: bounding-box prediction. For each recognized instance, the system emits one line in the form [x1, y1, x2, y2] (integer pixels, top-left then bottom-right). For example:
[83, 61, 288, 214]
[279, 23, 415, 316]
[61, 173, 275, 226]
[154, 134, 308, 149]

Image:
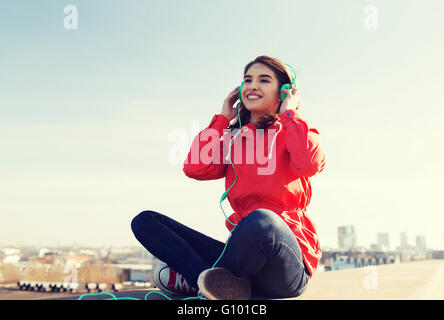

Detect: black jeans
[131, 208, 310, 298]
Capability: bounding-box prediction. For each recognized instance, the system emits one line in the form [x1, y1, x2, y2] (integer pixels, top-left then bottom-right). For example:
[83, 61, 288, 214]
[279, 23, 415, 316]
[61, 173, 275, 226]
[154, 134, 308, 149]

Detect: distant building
[1, 248, 21, 265]
[320, 250, 399, 271]
[38, 248, 51, 257]
[107, 247, 143, 262]
[65, 255, 92, 268]
[377, 233, 390, 251]
[338, 225, 357, 250]
[400, 232, 408, 250]
[415, 236, 427, 253]
[2, 255, 20, 264]
[1, 248, 21, 256]
[442, 232, 444, 249]
[113, 264, 153, 283]
[431, 250, 444, 259]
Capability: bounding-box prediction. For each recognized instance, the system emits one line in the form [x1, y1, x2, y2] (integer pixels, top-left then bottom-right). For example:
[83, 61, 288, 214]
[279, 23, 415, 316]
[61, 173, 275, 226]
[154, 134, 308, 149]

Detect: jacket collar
[241, 120, 280, 131]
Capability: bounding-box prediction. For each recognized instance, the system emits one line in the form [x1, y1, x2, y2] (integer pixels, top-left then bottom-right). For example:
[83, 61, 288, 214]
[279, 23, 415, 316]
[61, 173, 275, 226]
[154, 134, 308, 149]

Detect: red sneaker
[153, 263, 199, 296]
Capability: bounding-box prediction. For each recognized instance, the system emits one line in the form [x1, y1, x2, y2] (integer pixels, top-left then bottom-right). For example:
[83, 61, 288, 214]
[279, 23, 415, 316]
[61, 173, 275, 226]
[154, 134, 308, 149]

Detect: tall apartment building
[400, 232, 408, 249]
[377, 232, 390, 251]
[415, 235, 426, 253]
[337, 225, 357, 250]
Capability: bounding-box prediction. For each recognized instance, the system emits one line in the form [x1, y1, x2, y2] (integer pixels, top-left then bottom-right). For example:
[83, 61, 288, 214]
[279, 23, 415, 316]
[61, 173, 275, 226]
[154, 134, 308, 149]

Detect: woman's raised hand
[221, 86, 241, 121]
[279, 83, 301, 115]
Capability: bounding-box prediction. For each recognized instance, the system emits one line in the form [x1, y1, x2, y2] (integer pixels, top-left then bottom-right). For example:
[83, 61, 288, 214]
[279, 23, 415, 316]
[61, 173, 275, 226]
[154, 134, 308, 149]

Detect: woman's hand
[221, 86, 241, 121]
[279, 83, 301, 115]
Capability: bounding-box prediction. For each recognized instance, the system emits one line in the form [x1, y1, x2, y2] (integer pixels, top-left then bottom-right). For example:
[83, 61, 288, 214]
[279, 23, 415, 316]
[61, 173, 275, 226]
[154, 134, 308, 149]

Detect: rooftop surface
[1, 259, 443, 300]
[297, 259, 444, 300]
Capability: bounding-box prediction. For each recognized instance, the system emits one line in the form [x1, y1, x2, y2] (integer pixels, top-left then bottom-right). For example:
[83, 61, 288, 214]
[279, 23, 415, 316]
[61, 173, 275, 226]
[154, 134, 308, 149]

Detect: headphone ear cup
[280, 83, 291, 101]
[238, 82, 244, 101]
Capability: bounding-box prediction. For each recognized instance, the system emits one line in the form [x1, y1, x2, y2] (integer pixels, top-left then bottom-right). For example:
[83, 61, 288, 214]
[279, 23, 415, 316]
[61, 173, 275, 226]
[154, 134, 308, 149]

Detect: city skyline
[333, 224, 442, 251]
[1, 226, 442, 252]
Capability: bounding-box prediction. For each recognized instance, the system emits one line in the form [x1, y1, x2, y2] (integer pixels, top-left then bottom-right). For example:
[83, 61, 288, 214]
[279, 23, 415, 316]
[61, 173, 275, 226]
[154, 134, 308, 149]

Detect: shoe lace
[174, 272, 197, 294]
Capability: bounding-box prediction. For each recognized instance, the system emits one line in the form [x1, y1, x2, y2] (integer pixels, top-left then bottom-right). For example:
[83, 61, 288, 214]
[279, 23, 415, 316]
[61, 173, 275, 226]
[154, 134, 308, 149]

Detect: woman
[131, 55, 326, 300]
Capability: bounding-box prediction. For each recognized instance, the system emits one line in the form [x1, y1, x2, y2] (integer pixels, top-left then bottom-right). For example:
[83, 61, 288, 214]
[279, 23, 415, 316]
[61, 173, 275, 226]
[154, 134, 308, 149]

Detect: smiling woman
[131, 55, 325, 300]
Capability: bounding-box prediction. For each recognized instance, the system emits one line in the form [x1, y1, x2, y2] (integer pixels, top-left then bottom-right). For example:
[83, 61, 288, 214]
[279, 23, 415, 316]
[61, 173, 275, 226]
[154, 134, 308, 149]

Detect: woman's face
[241, 63, 281, 116]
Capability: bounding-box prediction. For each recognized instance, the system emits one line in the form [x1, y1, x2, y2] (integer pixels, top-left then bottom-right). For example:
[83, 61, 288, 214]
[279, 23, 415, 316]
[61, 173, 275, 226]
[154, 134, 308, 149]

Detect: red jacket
[183, 109, 326, 277]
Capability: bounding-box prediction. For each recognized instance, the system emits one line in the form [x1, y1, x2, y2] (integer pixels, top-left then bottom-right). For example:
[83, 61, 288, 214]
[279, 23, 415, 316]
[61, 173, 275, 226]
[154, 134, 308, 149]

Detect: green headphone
[238, 63, 297, 102]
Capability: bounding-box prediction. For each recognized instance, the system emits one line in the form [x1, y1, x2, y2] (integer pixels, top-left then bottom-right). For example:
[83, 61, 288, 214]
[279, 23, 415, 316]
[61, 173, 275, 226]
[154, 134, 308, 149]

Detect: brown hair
[229, 55, 294, 130]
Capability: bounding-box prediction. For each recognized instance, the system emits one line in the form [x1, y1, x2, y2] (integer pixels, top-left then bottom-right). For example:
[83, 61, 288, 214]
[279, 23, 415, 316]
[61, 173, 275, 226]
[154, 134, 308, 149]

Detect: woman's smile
[246, 93, 262, 102]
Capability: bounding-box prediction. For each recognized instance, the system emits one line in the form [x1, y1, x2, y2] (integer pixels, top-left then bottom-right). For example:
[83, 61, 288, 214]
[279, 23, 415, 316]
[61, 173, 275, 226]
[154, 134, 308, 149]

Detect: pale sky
[1, 0, 443, 250]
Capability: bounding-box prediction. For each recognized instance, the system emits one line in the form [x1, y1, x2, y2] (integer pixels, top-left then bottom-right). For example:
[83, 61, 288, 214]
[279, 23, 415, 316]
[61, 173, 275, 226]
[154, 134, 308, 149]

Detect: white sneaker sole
[197, 268, 251, 300]
[153, 263, 178, 296]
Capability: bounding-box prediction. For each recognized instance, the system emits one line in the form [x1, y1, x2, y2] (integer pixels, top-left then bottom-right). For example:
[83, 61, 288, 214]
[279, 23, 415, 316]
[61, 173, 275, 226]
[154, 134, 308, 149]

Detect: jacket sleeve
[280, 109, 326, 178]
[183, 114, 229, 180]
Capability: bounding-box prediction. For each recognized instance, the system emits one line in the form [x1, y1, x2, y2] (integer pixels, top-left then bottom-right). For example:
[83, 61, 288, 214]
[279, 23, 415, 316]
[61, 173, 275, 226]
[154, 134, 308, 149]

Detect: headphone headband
[284, 63, 297, 86]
